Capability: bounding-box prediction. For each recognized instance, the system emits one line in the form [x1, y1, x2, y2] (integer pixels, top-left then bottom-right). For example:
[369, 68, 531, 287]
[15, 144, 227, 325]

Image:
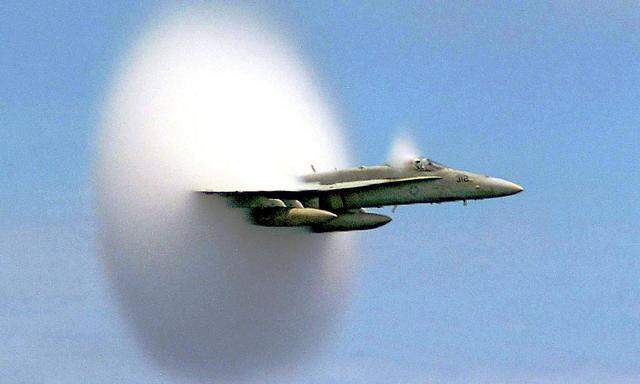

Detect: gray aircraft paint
[202, 157, 523, 232]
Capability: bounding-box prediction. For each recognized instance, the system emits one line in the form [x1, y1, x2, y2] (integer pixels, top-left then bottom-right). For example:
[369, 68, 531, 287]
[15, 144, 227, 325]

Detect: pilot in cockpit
[413, 158, 445, 172]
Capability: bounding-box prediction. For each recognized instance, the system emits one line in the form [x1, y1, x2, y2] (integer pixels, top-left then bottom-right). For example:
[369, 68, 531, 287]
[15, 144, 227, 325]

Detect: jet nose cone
[512, 183, 524, 194]
[489, 178, 524, 197]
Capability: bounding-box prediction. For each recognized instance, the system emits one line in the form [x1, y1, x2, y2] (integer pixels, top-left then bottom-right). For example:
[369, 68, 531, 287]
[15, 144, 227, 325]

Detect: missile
[250, 207, 337, 227]
[312, 211, 392, 232]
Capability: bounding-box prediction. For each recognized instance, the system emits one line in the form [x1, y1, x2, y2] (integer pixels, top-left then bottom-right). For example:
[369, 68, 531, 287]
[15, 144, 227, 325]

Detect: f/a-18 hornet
[201, 156, 523, 232]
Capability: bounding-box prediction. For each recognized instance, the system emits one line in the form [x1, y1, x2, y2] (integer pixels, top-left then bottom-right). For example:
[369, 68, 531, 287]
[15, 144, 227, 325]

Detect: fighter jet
[201, 156, 523, 232]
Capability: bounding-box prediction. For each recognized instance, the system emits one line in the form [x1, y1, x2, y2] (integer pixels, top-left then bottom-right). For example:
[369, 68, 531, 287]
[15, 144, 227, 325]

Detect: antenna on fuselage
[310, 164, 316, 173]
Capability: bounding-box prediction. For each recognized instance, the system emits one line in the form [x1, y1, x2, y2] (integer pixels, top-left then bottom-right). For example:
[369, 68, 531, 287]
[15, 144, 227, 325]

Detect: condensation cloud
[388, 134, 420, 167]
[95, 5, 356, 381]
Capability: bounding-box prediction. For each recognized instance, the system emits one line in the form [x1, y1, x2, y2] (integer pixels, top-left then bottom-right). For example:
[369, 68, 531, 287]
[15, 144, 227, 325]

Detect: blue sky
[2, 1, 639, 383]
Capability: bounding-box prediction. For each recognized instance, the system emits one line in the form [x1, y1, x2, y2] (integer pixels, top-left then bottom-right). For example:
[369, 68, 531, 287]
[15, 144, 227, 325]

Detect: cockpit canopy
[412, 157, 445, 171]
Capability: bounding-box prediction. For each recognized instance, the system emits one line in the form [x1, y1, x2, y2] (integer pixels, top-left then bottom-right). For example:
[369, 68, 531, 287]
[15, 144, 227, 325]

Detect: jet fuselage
[303, 162, 523, 209]
[203, 157, 523, 232]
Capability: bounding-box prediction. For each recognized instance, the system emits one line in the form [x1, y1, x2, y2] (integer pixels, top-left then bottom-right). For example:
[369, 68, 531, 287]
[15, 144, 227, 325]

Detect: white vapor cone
[388, 133, 420, 167]
[95, 5, 355, 381]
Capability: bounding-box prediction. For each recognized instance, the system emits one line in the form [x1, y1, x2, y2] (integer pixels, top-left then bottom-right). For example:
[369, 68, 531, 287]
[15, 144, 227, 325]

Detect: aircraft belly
[341, 182, 442, 208]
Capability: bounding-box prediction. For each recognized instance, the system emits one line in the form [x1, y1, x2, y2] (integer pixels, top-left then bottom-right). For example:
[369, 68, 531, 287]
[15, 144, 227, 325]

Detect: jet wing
[199, 175, 441, 198]
[313, 175, 441, 191]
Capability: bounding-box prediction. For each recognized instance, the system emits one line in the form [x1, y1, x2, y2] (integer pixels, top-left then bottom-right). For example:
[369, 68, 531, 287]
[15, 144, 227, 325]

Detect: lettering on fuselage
[456, 174, 469, 183]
